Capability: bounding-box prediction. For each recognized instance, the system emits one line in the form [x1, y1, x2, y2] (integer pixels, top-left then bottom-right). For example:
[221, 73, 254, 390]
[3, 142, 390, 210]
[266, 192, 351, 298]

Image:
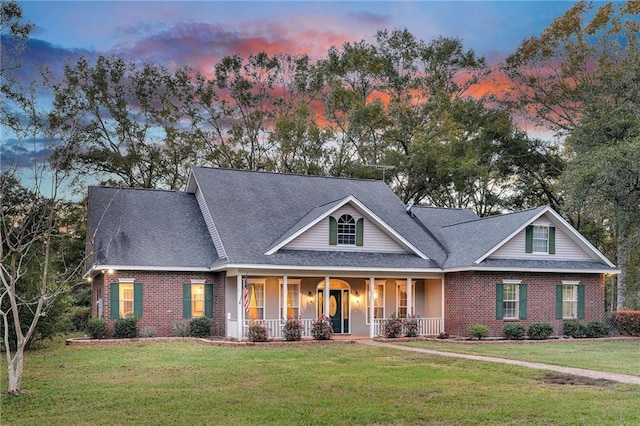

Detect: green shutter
[548, 227, 556, 254]
[556, 285, 563, 319]
[110, 282, 119, 319]
[183, 284, 192, 318]
[496, 284, 504, 319]
[577, 285, 585, 319]
[356, 218, 364, 246]
[525, 226, 533, 253]
[519, 284, 527, 320]
[329, 216, 337, 245]
[133, 282, 143, 318]
[205, 283, 214, 318]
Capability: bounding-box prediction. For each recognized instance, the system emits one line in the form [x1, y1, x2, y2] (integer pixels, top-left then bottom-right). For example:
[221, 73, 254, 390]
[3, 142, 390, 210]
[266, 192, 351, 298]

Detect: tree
[503, 0, 640, 307]
[562, 49, 640, 308]
[49, 55, 206, 190]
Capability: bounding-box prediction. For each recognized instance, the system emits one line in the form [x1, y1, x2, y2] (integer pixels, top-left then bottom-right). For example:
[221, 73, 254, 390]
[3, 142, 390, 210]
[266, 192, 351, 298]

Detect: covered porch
[225, 273, 444, 340]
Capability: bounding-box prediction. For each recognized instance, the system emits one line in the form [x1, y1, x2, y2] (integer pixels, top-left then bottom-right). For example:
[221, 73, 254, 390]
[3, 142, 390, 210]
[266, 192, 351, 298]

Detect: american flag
[242, 275, 250, 312]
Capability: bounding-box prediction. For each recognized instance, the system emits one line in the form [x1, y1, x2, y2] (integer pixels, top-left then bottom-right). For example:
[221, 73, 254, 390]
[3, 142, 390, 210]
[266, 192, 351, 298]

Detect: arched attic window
[329, 214, 363, 246]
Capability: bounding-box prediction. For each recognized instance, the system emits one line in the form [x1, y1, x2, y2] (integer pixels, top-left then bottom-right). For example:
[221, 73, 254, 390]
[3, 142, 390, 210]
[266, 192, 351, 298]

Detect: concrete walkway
[359, 340, 640, 385]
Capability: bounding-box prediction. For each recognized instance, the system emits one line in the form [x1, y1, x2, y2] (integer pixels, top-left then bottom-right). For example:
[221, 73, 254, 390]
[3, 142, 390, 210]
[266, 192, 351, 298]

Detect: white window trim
[532, 225, 549, 254]
[395, 280, 415, 319]
[278, 279, 301, 319]
[246, 278, 266, 320]
[337, 214, 356, 246]
[366, 281, 385, 325]
[502, 279, 522, 320]
[561, 280, 580, 319]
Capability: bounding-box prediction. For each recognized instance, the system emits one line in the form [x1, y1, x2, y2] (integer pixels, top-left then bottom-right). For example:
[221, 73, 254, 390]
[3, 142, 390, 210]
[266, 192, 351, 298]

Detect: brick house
[85, 167, 617, 338]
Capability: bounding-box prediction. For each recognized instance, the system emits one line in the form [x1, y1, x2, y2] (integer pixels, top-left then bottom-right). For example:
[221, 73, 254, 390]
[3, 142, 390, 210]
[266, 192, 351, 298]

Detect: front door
[318, 288, 350, 334]
[329, 290, 342, 333]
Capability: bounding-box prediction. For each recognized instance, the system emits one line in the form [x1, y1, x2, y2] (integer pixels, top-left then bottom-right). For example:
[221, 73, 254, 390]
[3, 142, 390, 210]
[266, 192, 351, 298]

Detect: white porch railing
[373, 317, 443, 337]
[226, 317, 316, 340]
[226, 315, 443, 339]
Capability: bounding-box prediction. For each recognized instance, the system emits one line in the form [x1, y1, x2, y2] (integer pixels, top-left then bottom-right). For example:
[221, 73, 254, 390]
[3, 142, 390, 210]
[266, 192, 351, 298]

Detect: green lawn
[401, 339, 640, 376]
[1, 337, 639, 425]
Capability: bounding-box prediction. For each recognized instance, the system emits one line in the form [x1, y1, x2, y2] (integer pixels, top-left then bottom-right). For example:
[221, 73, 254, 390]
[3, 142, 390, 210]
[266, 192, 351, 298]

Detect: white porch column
[324, 276, 330, 319]
[236, 274, 243, 340]
[282, 275, 288, 319]
[407, 277, 413, 317]
[441, 277, 445, 333]
[369, 277, 375, 338]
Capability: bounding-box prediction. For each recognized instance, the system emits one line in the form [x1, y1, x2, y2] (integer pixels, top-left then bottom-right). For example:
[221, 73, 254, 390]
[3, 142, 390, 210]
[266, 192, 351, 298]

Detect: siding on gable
[489, 216, 595, 261]
[284, 205, 407, 253]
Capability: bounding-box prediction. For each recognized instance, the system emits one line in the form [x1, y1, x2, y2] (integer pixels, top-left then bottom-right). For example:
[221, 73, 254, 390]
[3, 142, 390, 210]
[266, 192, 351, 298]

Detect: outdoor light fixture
[354, 291, 360, 303]
[307, 291, 314, 304]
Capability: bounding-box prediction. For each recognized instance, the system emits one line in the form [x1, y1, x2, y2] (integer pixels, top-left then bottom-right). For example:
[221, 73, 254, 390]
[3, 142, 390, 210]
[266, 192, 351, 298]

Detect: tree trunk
[616, 224, 628, 310]
[7, 345, 25, 395]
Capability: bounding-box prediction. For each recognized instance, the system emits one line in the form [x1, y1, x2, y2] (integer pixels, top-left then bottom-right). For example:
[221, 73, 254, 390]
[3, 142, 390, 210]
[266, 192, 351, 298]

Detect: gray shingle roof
[191, 167, 446, 267]
[86, 168, 616, 274]
[438, 206, 547, 269]
[86, 186, 217, 271]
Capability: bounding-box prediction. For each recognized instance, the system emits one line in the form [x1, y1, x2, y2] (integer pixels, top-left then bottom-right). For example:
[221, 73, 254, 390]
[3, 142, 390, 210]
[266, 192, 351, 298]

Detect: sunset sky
[18, 1, 579, 79]
[5, 1, 587, 188]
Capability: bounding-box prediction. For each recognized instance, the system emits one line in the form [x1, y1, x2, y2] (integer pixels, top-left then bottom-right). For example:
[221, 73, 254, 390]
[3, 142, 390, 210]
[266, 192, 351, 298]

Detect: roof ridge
[440, 205, 548, 229]
[89, 185, 184, 194]
[192, 166, 382, 183]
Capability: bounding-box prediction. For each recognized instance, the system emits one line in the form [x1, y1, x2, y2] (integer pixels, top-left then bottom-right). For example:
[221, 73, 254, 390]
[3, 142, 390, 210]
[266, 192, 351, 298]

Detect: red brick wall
[444, 271, 605, 337]
[91, 270, 226, 337]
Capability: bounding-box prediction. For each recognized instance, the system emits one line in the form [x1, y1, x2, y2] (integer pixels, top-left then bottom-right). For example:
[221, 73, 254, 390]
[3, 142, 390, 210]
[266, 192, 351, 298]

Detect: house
[85, 167, 618, 338]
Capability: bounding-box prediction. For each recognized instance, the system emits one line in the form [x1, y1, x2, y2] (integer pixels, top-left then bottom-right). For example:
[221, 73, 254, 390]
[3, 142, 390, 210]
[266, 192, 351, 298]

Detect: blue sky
[18, 1, 578, 75]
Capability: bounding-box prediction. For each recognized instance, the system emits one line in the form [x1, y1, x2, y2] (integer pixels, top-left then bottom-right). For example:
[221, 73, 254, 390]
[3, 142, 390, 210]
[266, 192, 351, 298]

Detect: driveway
[360, 340, 640, 385]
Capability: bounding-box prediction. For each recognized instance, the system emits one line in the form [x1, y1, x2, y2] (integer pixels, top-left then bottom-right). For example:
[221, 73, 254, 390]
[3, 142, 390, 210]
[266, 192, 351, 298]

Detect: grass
[1, 337, 639, 425]
[400, 339, 640, 376]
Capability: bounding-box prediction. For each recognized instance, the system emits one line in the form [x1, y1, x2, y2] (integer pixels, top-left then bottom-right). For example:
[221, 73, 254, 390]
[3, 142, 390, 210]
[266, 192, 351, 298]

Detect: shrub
[612, 310, 640, 336]
[248, 321, 269, 342]
[384, 314, 403, 338]
[172, 320, 190, 337]
[585, 321, 609, 338]
[114, 317, 138, 339]
[85, 317, 107, 339]
[468, 323, 490, 340]
[282, 317, 303, 341]
[404, 315, 419, 338]
[503, 323, 525, 340]
[311, 317, 333, 340]
[139, 325, 157, 338]
[190, 317, 212, 338]
[563, 319, 586, 338]
[527, 322, 554, 340]
[69, 306, 92, 332]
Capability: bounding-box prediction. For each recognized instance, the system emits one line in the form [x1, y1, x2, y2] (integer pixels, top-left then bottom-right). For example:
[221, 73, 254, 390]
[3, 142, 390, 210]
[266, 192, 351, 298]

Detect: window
[525, 225, 556, 254]
[556, 282, 584, 319]
[110, 280, 142, 319]
[120, 283, 134, 318]
[532, 226, 548, 253]
[502, 283, 519, 319]
[338, 214, 356, 245]
[562, 285, 577, 318]
[329, 214, 364, 246]
[192, 284, 205, 317]
[280, 280, 300, 319]
[365, 282, 385, 324]
[396, 281, 415, 319]
[183, 281, 213, 318]
[247, 280, 265, 320]
[496, 281, 527, 320]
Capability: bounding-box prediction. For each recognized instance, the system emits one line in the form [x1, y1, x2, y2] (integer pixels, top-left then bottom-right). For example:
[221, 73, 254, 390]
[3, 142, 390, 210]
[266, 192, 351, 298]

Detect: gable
[489, 214, 596, 262]
[283, 204, 408, 253]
